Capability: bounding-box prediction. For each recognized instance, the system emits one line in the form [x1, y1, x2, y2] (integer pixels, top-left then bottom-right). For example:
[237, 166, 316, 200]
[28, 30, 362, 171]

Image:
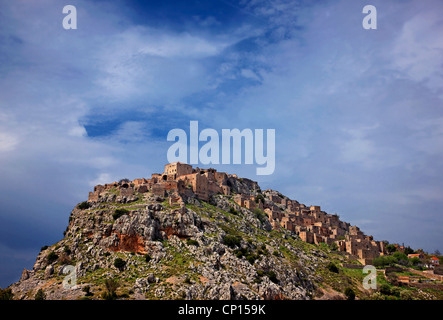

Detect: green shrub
[399, 290, 413, 300]
[114, 258, 126, 271]
[40, 245, 49, 251]
[373, 255, 396, 267]
[253, 209, 267, 224]
[327, 262, 339, 273]
[64, 245, 71, 255]
[34, 289, 46, 300]
[246, 254, 259, 265]
[0, 288, 14, 300]
[256, 269, 278, 283]
[46, 251, 58, 263]
[390, 287, 401, 297]
[391, 252, 409, 266]
[223, 235, 241, 248]
[186, 239, 199, 247]
[267, 271, 278, 284]
[144, 254, 151, 263]
[344, 287, 355, 300]
[77, 201, 91, 210]
[255, 194, 265, 203]
[113, 208, 129, 220]
[229, 207, 239, 215]
[82, 286, 93, 297]
[410, 257, 421, 266]
[234, 247, 247, 258]
[102, 279, 118, 300]
[392, 252, 408, 260]
[233, 246, 259, 265]
[379, 284, 391, 295]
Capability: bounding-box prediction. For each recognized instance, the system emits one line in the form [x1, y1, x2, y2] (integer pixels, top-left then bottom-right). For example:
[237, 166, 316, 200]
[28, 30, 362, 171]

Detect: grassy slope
[34, 196, 442, 300]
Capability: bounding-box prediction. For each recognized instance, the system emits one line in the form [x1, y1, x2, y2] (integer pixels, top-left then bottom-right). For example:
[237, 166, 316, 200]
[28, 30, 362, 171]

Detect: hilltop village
[88, 162, 386, 265]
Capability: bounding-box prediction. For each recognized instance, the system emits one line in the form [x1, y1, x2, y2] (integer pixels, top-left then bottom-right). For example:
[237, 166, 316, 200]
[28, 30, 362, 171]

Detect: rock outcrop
[7, 165, 357, 300]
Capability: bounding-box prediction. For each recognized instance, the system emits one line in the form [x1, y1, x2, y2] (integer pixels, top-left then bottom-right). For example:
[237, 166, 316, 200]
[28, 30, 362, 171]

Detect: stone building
[164, 162, 193, 179]
[86, 162, 386, 265]
[234, 188, 386, 264]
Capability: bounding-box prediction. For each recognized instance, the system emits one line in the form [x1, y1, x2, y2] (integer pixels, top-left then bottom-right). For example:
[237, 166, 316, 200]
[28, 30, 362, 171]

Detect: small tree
[34, 289, 46, 300]
[246, 253, 258, 265]
[114, 258, 126, 271]
[82, 285, 93, 297]
[0, 288, 14, 300]
[253, 209, 267, 224]
[64, 245, 72, 255]
[327, 262, 339, 273]
[393, 252, 409, 266]
[113, 208, 129, 220]
[344, 287, 355, 300]
[386, 244, 397, 253]
[267, 271, 279, 284]
[46, 251, 58, 263]
[400, 290, 413, 300]
[102, 279, 118, 300]
[77, 201, 91, 210]
[410, 257, 421, 266]
[255, 194, 265, 203]
[379, 284, 391, 296]
[186, 239, 199, 247]
[223, 235, 241, 248]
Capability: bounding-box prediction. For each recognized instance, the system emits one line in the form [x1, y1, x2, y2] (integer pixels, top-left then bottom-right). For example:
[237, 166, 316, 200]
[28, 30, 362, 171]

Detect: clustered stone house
[255, 193, 386, 265]
[89, 162, 233, 206]
[88, 162, 386, 265]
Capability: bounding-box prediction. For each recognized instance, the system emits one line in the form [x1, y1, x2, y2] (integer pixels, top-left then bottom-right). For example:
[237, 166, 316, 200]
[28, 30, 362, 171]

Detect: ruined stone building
[88, 162, 386, 265]
[256, 192, 386, 265]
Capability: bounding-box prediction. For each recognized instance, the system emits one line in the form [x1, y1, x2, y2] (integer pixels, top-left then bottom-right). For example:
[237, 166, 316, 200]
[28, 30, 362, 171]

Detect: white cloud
[0, 0, 442, 283]
[68, 125, 87, 137]
[338, 124, 380, 167]
[89, 173, 113, 187]
[137, 31, 228, 58]
[0, 132, 19, 152]
[94, 27, 237, 102]
[106, 121, 150, 144]
[391, 7, 443, 92]
[240, 68, 260, 81]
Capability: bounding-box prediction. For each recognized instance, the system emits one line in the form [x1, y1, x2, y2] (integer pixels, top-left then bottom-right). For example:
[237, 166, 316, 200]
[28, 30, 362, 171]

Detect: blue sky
[1, 0, 442, 287]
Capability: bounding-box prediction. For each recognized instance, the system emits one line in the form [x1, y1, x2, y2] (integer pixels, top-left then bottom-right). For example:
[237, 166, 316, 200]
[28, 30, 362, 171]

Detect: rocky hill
[6, 166, 442, 300]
